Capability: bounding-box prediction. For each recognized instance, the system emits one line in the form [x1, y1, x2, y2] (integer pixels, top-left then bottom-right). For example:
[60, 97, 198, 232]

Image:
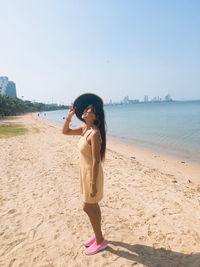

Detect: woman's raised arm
[62, 105, 85, 135]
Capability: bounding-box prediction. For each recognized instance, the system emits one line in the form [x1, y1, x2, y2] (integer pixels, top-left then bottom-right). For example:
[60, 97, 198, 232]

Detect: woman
[62, 93, 107, 255]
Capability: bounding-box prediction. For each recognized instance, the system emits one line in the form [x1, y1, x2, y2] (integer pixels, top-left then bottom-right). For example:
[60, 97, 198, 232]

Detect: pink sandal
[83, 234, 105, 247]
[83, 234, 96, 247]
[85, 238, 108, 255]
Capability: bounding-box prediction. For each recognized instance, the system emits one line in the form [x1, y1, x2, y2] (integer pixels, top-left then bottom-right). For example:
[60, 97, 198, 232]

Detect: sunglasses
[83, 106, 96, 114]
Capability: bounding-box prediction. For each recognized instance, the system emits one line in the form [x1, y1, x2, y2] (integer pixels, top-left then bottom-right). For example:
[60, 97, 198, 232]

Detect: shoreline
[37, 111, 200, 166]
[108, 134, 200, 165]
[107, 138, 200, 184]
[36, 113, 200, 184]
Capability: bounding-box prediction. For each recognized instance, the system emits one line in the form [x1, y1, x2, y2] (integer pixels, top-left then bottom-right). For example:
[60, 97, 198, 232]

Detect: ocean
[38, 100, 200, 164]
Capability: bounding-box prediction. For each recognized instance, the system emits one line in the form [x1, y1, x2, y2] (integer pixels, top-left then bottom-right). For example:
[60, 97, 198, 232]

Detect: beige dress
[78, 128, 104, 204]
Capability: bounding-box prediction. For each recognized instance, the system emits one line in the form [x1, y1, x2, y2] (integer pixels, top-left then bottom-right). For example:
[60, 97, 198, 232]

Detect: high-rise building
[0, 76, 17, 98]
[123, 96, 129, 104]
[165, 94, 172, 101]
[0, 76, 8, 94]
[144, 95, 148, 102]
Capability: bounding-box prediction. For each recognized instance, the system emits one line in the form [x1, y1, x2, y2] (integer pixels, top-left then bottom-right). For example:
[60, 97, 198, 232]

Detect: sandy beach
[0, 113, 200, 267]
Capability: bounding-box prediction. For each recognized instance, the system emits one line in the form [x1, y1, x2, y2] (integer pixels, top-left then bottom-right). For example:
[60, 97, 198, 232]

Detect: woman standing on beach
[62, 93, 107, 255]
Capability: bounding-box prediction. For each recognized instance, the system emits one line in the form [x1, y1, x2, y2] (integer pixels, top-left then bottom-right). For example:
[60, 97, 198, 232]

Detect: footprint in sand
[8, 258, 16, 267]
[7, 209, 17, 215]
[3, 238, 26, 256]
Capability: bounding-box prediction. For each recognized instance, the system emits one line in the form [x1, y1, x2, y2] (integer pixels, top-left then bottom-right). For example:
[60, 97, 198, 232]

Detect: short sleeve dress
[78, 128, 104, 204]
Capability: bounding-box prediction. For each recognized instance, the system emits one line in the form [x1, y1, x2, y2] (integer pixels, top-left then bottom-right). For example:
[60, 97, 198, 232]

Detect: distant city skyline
[107, 94, 173, 105]
[1, 0, 200, 105]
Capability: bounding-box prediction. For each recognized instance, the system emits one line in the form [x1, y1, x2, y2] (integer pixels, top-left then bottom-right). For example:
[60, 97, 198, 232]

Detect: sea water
[38, 100, 200, 163]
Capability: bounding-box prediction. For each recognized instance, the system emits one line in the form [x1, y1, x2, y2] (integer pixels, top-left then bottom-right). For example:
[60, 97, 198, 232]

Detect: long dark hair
[92, 104, 107, 162]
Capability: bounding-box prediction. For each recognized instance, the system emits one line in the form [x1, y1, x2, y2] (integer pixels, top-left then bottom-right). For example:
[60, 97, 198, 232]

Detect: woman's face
[81, 105, 96, 122]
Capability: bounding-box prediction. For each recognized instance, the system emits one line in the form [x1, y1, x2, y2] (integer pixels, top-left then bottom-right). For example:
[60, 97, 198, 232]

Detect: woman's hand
[90, 183, 97, 198]
[67, 105, 76, 118]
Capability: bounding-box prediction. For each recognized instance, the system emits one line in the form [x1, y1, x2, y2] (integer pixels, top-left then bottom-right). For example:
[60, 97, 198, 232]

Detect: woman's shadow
[106, 240, 200, 267]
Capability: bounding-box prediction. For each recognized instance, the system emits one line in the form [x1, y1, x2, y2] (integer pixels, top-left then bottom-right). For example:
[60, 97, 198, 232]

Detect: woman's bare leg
[96, 203, 101, 224]
[83, 202, 103, 244]
[96, 203, 102, 239]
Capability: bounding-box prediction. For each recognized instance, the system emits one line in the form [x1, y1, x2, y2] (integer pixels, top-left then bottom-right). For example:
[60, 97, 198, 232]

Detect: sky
[0, 0, 200, 104]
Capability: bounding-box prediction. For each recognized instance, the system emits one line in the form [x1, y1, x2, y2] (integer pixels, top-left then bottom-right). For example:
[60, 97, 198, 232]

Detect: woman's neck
[86, 121, 94, 129]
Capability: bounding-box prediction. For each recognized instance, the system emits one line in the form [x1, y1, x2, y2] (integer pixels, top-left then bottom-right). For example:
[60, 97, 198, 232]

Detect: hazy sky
[1, 0, 200, 104]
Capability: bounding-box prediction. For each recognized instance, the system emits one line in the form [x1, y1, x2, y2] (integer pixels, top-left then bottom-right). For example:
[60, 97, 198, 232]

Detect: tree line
[0, 94, 69, 117]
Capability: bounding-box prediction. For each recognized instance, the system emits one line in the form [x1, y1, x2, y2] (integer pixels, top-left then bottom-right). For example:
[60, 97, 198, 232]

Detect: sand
[0, 113, 200, 267]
